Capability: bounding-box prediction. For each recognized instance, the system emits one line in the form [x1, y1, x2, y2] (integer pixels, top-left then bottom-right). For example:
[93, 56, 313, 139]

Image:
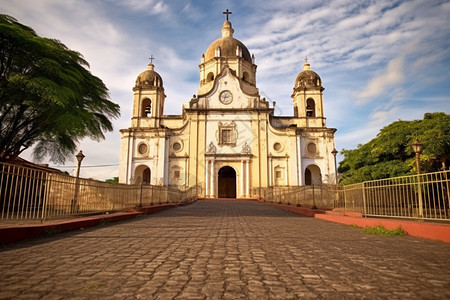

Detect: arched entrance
[218, 166, 236, 198]
[305, 165, 321, 185]
[142, 168, 151, 184]
[134, 165, 151, 185]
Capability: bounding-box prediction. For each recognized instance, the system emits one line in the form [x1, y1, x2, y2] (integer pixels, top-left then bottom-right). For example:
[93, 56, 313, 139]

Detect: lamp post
[72, 150, 85, 214]
[331, 148, 338, 184]
[331, 148, 339, 209]
[412, 139, 423, 218]
[75, 150, 85, 178]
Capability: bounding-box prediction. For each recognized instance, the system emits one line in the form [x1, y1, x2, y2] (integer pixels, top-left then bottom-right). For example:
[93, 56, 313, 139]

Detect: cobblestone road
[1, 200, 450, 299]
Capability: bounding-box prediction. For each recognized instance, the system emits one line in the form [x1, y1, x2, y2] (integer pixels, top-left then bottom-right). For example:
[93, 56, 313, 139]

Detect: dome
[135, 63, 163, 89]
[204, 21, 252, 64]
[295, 62, 322, 89]
[295, 69, 322, 89]
[295, 63, 322, 89]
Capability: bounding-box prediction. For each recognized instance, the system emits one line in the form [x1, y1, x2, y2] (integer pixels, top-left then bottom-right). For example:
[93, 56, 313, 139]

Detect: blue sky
[1, 0, 450, 180]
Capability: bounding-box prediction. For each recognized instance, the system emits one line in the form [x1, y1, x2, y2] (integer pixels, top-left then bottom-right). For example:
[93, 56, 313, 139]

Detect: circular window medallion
[219, 90, 233, 104]
[138, 143, 148, 155]
[273, 142, 282, 151]
[172, 142, 182, 152]
[307, 143, 317, 154]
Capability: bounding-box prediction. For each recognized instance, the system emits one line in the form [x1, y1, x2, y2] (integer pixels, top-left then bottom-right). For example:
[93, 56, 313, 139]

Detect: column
[205, 160, 210, 197]
[269, 157, 273, 186]
[285, 156, 289, 186]
[210, 160, 214, 197]
[297, 136, 303, 185]
[241, 160, 245, 197]
[246, 160, 250, 197]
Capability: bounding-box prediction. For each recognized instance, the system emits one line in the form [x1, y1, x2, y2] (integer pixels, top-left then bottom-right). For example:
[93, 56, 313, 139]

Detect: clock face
[219, 90, 233, 104]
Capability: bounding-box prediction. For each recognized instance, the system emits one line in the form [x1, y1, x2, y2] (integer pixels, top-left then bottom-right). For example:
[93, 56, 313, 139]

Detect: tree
[0, 15, 120, 164]
[338, 112, 450, 185]
[105, 177, 119, 184]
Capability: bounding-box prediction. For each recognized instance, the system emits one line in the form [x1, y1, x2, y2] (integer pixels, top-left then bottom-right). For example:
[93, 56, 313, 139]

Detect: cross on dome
[223, 9, 232, 21]
[149, 54, 155, 64]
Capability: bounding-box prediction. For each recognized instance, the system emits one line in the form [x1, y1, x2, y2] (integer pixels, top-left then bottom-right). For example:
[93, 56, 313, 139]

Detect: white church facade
[119, 15, 337, 198]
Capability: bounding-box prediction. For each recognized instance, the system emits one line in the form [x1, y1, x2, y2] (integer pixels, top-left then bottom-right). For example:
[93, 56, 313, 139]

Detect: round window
[172, 142, 182, 151]
[273, 142, 282, 151]
[138, 143, 148, 154]
[307, 143, 317, 154]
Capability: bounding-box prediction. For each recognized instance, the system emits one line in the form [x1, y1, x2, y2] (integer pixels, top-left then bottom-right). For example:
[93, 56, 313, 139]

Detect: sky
[1, 0, 450, 180]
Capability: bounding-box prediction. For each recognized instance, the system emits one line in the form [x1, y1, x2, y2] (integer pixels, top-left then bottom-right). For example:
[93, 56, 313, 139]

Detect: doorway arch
[218, 166, 236, 198]
[135, 165, 151, 185]
[305, 165, 321, 185]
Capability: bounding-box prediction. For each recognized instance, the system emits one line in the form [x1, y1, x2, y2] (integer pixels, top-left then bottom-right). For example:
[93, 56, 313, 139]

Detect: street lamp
[331, 148, 338, 184]
[412, 139, 423, 218]
[412, 139, 423, 174]
[73, 150, 85, 214]
[75, 150, 85, 178]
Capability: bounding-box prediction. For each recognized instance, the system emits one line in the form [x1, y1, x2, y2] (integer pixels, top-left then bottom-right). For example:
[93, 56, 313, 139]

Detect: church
[119, 12, 337, 198]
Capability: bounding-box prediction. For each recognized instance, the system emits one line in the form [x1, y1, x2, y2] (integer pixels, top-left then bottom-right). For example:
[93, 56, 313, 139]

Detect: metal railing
[252, 171, 450, 221]
[339, 171, 449, 221]
[252, 184, 337, 209]
[0, 162, 201, 221]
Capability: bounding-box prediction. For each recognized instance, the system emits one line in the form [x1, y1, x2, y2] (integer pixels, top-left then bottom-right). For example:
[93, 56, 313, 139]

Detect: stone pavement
[1, 200, 450, 299]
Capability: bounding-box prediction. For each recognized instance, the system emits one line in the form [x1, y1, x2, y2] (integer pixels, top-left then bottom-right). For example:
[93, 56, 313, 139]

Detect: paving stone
[1, 200, 450, 299]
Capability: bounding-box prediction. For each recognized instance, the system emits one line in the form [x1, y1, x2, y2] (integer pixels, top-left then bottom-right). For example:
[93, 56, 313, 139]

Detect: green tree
[338, 112, 450, 185]
[0, 15, 120, 163]
[105, 177, 119, 184]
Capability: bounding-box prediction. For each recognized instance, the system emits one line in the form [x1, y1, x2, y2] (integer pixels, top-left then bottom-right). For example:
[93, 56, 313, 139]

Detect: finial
[149, 54, 155, 64]
[303, 56, 311, 70]
[223, 9, 232, 21]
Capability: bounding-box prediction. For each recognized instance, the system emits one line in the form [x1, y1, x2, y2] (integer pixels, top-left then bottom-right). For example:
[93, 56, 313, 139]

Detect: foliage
[0, 15, 120, 163]
[105, 177, 119, 184]
[361, 225, 407, 236]
[338, 112, 450, 185]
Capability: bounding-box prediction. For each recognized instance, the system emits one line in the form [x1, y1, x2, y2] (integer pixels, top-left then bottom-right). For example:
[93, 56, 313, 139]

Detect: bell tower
[291, 58, 326, 127]
[132, 59, 166, 128]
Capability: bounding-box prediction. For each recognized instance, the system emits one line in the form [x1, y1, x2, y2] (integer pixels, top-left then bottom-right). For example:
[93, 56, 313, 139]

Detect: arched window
[207, 72, 214, 82]
[141, 98, 152, 117]
[306, 98, 315, 117]
[243, 71, 249, 82]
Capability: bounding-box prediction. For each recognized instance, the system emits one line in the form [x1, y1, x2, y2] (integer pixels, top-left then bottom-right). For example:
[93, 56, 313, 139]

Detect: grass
[351, 224, 407, 236]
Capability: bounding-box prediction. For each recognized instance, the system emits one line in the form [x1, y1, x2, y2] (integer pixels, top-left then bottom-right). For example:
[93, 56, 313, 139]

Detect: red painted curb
[315, 214, 450, 243]
[266, 203, 328, 217]
[0, 203, 185, 244]
[266, 202, 450, 243]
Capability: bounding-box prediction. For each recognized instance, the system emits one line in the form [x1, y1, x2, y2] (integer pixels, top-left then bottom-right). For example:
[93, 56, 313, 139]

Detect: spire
[303, 56, 311, 70]
[148, 54, 155, 70]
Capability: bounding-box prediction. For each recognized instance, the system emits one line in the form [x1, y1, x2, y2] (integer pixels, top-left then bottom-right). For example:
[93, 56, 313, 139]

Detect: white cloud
[356, 56, 405, 104]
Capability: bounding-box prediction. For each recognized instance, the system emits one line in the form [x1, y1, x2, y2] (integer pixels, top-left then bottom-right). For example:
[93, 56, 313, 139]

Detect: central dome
[204, 21, 252, 64]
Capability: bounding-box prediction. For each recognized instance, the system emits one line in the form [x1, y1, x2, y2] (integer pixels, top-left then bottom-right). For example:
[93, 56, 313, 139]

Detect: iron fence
[252, 171, 450, 221]
[356, 171, 449, 220]
[252, 184, 337, 209]
[0, 162, 201, 221]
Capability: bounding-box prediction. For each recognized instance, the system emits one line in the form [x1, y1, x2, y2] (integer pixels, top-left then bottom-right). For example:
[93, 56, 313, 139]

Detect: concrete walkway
[1, 200, 449, 299]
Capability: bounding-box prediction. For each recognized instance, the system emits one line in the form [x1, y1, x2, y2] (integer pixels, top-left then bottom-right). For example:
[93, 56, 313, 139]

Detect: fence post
[362, 182, 367, 216]
[41, 172, 51, 221]
[139, 183, 143, 207]
[312, 185, 316, 209]
[445, 171, 449, 219]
